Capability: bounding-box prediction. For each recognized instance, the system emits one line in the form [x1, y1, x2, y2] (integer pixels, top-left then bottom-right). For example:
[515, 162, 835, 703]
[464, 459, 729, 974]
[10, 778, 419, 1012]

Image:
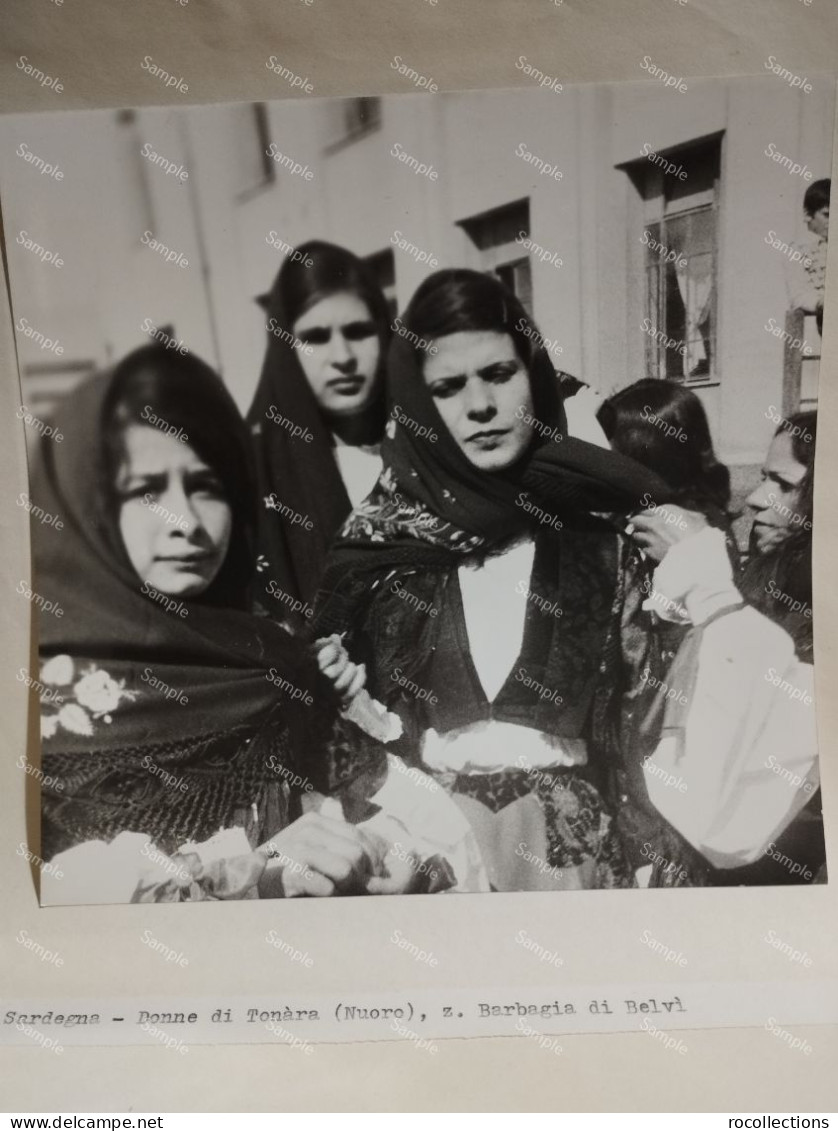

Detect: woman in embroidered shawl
[247, 241, 391, 623]
[312, 269, 678, 892]
[31, 344, 480, 902]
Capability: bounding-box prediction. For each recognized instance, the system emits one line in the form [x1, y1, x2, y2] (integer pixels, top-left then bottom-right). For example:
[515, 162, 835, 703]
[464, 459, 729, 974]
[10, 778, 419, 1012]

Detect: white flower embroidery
[41, 654, 74, 686]
[74, 669, 125, 714]
[57, 703, 94, 737]
[40, 661, 139, 740]
[40, 715, 59, 740]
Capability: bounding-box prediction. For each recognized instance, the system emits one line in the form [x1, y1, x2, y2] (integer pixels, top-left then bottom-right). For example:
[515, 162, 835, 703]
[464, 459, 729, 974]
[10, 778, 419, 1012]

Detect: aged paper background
[1, 0, 837, 1112]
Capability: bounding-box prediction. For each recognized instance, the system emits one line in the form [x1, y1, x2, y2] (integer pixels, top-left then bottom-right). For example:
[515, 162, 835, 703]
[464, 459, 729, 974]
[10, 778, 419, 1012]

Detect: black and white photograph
[1, 69, 831, 906]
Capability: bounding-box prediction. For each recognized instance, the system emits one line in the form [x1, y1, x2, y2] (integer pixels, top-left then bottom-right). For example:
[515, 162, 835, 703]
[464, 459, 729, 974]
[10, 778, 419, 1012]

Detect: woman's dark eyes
[188, 475, 225, 497]
[343, 321, 376, 341]
[298, 328, 330, 345]
[120, 484, 150, 501]
[119, 476, 224, 499]
[297, 322, 376, 345]
[483, 364, 518, 382]
[430, 366, 518, 397]
[430, 378, 466, 399]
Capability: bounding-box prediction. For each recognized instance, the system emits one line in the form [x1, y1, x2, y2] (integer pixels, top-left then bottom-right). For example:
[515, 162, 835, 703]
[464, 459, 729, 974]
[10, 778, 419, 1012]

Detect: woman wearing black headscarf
[312, 269, 676, 891]
[247, 241, 391, 624]
[31, 344, 473, 902]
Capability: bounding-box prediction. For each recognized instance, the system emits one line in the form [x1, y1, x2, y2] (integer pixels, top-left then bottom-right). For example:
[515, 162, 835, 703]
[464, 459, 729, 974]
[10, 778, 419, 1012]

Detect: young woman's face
[116, 424, 233, 598]
[807, 205, 830, 239]
[292, 291, 381, 417]
[423, 330, 534, 471]
[745, 430, 808, 555]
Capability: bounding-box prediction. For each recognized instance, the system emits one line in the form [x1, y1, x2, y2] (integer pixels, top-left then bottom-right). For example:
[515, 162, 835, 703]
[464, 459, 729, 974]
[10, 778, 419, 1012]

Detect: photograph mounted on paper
[0, 70, 831, 905]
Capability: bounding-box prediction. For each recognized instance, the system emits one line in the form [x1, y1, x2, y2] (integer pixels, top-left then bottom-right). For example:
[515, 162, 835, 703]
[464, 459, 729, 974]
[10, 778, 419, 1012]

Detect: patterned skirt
[432, 765, 635, 892]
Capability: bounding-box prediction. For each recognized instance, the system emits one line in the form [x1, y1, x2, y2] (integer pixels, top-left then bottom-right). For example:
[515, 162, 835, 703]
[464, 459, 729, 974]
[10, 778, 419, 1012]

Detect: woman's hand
[627, 505, 707, 563]
[315, 633, 366, 703]
[256, 811, 369, 897]
[563, 385, 610, 449]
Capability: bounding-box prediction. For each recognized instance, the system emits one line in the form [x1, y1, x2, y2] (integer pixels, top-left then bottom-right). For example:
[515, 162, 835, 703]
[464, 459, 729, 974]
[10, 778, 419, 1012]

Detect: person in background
[628, 411, 822, 884]
[596, 378, 736, 884]
[247, 241, 391, 625]
[597, 378, 731, 520]
[786, 179, 830, 336]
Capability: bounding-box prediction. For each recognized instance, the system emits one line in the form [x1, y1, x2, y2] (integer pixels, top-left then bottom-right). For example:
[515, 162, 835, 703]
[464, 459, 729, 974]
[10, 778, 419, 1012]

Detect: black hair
[403, 268, 540, 367]
[401, 268, 561, 427]
[803, 179, 830, 216]
[103, 343, 257, 606]
[265, 239, 391, 355]
[597, 378, 731, 512]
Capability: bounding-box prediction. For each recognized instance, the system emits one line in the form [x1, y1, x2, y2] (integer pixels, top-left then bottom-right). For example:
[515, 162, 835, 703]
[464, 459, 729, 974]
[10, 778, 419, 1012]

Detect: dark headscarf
[246, 241, 391, 614]
[31, 348, 337, 859]
[314, 270, 672, 635]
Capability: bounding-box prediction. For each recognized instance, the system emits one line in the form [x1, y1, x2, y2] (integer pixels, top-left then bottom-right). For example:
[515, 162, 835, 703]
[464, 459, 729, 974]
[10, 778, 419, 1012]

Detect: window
[230, 103, 275, 198]
[458, 199, 533, 314]
[364, 248, 397, 318]
[630, 136, 721, 384]
[324, 97, 382, 151]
